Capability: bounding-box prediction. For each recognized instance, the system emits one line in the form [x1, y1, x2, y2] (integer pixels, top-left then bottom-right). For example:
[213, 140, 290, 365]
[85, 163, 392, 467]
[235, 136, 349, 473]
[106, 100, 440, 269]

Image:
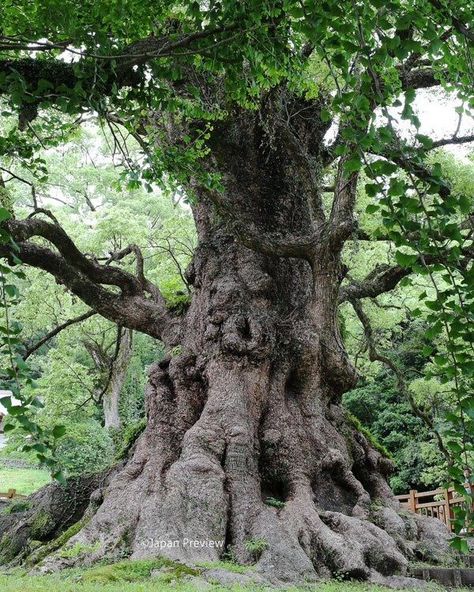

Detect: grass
[0, 467, 51, 496]
[0, 573, 450, 592]
[0, 560, 466, 592]
[197, 560, 254, 574]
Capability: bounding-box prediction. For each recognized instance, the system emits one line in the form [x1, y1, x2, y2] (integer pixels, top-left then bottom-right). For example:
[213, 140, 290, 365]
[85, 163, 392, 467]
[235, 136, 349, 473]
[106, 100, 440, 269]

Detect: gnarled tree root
[0, 361, 454, 586]
[0, 468, 116, 566]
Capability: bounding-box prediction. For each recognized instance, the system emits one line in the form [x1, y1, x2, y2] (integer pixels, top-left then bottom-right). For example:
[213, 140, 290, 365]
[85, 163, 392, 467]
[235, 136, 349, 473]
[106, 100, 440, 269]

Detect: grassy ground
[0, 574, 445, 592]
[0, 467, 50, 495]
[0, 560, 463, 592]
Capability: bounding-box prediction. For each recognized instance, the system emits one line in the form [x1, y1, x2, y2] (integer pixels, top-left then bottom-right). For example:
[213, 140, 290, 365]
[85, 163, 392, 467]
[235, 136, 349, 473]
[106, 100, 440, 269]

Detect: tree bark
[0, 92, 453, 584]
[102, 329, 133, 430]
[85, 328, 133, 430]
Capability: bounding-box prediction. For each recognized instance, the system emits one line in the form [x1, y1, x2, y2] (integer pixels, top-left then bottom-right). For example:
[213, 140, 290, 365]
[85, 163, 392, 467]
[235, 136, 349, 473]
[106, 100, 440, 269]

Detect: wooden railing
[395, 484, 473, 531]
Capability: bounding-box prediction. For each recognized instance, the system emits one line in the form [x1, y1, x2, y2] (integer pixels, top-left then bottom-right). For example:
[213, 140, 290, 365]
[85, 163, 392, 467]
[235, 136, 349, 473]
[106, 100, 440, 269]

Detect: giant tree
[0, 0, 473, 583]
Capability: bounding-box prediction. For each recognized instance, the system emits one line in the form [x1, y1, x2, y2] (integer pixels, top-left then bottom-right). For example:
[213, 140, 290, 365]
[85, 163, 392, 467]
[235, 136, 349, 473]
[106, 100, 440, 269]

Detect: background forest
[1, 119, 472, 494]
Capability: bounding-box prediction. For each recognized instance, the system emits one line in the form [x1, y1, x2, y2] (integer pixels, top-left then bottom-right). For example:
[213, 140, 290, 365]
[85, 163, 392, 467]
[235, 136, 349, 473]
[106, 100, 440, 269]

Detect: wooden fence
[0, 488, 26, 500]
[395, 484, 473, 531]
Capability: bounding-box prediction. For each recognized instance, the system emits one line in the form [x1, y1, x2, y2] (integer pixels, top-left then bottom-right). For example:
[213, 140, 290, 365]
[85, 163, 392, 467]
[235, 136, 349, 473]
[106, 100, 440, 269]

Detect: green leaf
[0, 207, 11, 222]
[395, 251, 418, 267]
[344, 158, 362, 173]
[320, 108, 331, 123]
[365, 204, 379, 214]
[450, 537, 469, 554]
[52, 470, 66, 484]
[52, 424, 67, 439]
[4, 284, 18, 298]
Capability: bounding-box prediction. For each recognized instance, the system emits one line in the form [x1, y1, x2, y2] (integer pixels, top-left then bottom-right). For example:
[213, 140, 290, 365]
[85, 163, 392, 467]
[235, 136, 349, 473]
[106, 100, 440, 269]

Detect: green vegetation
[0, 569, 463, 592]
[115, 419, 147, 461]
[243, 538, 268, 560]
[343, 321, 452, 494]
[0, 467, 50, 496]
[196, 561, 254, 575]
[263, 497, 285, 509]
[58, 542, 102, 560]
[82, 559, 198, 584]
[0, 126, 191, 479]
[26, 516, 91, 567]
[54, 421, 114, 477]
[345, 412, 392, 460]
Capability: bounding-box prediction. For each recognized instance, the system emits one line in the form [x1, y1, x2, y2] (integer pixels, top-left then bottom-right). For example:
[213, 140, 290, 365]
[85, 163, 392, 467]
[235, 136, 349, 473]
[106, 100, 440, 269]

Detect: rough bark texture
[0, 471, 113, 565]
[0, 93, 453, 585]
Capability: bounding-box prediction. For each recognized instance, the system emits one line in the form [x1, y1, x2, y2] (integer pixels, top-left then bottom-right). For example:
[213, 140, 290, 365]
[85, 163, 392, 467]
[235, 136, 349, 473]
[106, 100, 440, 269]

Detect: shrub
[55, 420, 114, 476]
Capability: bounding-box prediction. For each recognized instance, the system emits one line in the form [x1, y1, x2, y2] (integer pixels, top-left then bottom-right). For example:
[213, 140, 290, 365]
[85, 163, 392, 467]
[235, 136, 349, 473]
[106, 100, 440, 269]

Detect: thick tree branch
[0, 23, 247, 118]
[0, 218, 180, 343]
[329, 157, 359, 248]
[339, 264, 410, 303]
[106, 243, 167, 306]
[323, 67, 445, 166]
[339, 242, 473, 302]
[399, 67, 444, 91]
[1, 24, 240, 62]
[369, 148, 453, 198]
[430, 134, 474, 149]
[6, 216, 146, 293]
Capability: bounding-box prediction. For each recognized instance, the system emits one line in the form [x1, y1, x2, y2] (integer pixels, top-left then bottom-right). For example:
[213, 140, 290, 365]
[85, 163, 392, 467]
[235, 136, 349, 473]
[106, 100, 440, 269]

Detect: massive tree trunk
[0, 91, 452, 584]
[27, 96, 448, 583]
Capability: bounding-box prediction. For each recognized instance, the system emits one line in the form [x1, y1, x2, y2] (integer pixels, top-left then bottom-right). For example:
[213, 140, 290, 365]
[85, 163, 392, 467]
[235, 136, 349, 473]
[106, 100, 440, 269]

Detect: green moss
[58, 541, 101, 559]
[55, 517, 89, 546]
[346, 412, 392, 459]
[30, 511, 52, 538]
[0, 532, 24, 563]
[115, 419, 147, 460]
[26, 515, 90, 566]
[264, 496, 285, 509]
[2, 500, 31, 514]
[83, 558, 198, 583]
[154, 563, 199, 584]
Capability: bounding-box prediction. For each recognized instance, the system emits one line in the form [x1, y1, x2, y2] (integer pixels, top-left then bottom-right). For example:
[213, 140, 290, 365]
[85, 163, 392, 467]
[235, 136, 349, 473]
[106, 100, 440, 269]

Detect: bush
[56, 420, 114, 476]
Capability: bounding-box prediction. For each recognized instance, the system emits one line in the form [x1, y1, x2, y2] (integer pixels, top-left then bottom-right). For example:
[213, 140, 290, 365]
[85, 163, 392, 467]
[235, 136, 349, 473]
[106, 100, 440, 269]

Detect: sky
[392, 88, 474, 159]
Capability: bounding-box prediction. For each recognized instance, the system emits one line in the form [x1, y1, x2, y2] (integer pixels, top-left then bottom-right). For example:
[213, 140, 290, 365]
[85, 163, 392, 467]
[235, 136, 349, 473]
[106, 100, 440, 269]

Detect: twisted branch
[0, 215, 180, 342]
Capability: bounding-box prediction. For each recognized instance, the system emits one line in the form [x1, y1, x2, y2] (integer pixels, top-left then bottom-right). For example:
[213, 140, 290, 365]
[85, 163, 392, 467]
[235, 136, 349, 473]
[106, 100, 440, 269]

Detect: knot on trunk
[221, 313, 274, 359]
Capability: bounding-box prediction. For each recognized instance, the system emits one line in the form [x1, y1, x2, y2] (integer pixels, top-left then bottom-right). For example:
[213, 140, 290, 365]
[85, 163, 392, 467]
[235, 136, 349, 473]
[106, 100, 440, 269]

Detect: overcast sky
[392, 88, 474, 159]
